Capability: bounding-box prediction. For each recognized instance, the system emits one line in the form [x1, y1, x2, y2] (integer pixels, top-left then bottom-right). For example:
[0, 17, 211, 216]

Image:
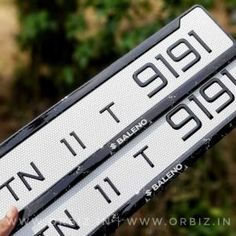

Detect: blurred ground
[0, 0, 19, 140]
[0, 0, 18, 97]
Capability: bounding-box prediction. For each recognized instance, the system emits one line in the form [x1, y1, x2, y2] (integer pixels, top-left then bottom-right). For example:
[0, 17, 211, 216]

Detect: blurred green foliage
[225, 0, 236, 8]
[15, 0, 133, 99]
[164, 0, 214, 18]
[15, 0, 215, 100]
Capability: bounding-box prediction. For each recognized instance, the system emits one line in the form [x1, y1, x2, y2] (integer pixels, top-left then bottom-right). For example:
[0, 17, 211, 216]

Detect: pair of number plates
[0, 5, 236, 236]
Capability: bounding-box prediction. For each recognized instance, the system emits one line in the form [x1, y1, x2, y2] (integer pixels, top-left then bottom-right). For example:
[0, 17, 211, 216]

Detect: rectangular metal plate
[15, 59, 236, 236]
[0, 5, 235, 234]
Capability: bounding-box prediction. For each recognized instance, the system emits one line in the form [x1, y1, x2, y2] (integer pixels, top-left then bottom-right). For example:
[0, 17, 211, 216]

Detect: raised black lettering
[60, 131, 86, 157]
[133, 62, 168, 98]
[94, 177, 120, 204]
[189, 94, 213, 119]
[155, 54, 179, 78]
[17, 162, 45, 191]
[51, 210, 80, 236]
[221, 69, 236, 86]
[166, 104, 202, 141]
[0, 177, 19, 201]
[167, 38, 201, 72]
[200, 78, 235, 113]
[100, 102, 120, 123]
[34, 226, 49, 236]
[133, 145, 154, 168]
[188, 30, 212, 53]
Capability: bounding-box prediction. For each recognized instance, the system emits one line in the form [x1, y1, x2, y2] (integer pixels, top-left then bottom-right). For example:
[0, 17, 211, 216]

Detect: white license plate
[0, 5, 235, 234]
[15, 59, 236, 236]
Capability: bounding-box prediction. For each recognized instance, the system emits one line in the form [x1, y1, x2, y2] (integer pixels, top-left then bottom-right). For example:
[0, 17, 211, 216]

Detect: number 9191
[166, 69, 236, 141]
